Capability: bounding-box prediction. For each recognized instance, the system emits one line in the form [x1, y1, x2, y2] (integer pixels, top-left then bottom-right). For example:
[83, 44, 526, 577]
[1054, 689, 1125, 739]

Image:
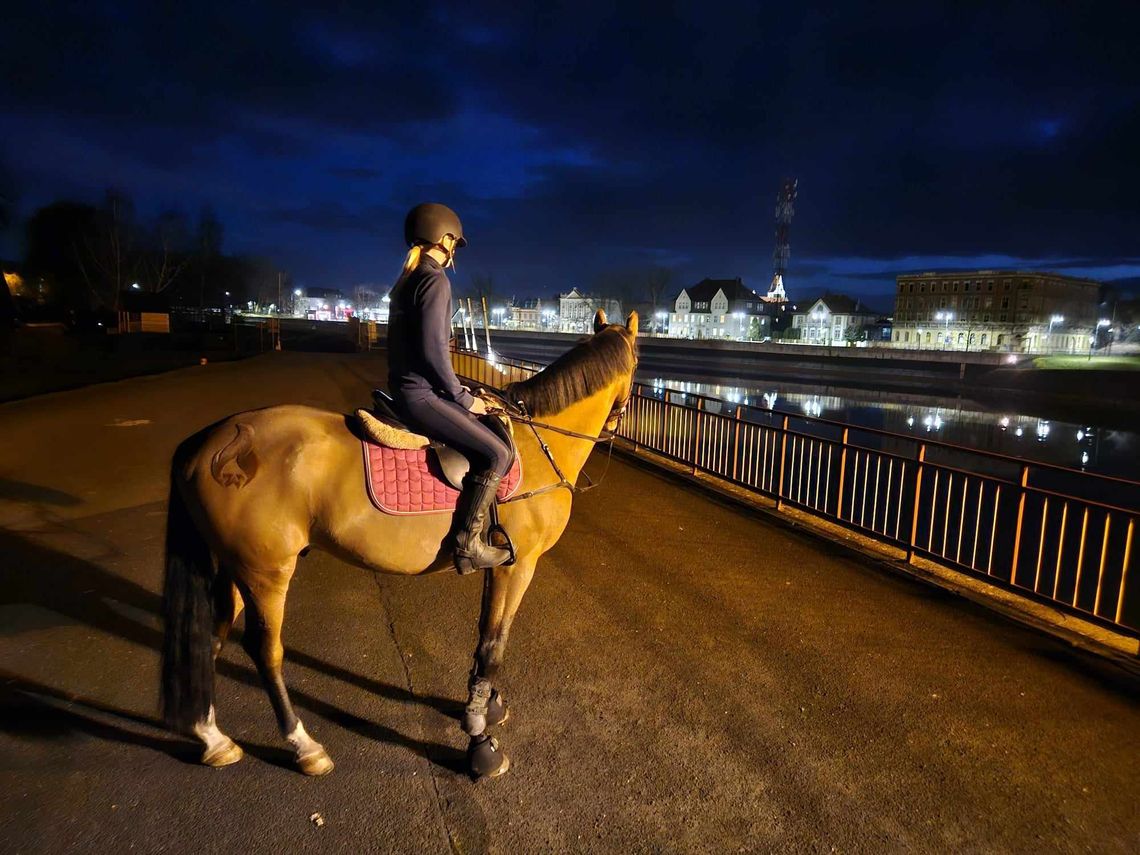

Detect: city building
[790, 295, 879, 345]
[559, 288, 622, 334]
[667, 278, 770, 340]
[297, 287, 351, 321]
[891, 270, 1100, 352]
[508, 298, 547, 331]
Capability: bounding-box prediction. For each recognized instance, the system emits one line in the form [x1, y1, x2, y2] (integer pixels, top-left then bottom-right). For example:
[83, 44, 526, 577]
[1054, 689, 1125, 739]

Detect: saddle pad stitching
[361, 441, 523, 516]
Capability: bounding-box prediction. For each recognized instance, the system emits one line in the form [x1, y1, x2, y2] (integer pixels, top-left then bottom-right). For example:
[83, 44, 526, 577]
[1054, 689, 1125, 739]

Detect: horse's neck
[528, 383, 619, 483]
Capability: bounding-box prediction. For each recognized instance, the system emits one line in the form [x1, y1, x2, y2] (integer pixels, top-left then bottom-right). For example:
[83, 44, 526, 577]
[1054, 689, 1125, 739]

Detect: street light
[1048, 314, 1064, 353]
[935, 311, 954, 349]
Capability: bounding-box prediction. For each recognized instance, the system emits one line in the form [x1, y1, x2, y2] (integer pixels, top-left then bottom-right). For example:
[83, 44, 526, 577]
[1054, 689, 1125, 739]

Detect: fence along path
[452, 349, 1138, 641]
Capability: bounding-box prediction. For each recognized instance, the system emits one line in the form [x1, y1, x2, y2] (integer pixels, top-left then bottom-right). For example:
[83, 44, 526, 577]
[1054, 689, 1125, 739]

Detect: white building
[559, 288, 622, 334]
[791, 295, 879, 345]
[667, 278, 770, 340]
[508, 298, 548, 331]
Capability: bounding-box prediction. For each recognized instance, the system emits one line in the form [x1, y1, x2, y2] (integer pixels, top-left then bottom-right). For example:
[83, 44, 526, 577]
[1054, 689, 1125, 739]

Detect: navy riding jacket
[386, 255, 474, 410]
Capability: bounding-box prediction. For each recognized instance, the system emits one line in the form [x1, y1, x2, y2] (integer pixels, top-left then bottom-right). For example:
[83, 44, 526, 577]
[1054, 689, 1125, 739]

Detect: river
[636, 371, 1139, 481]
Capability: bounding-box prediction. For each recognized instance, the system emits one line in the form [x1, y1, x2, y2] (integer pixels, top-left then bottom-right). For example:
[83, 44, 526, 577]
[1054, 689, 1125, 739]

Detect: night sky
[3, 1, 1138, 308]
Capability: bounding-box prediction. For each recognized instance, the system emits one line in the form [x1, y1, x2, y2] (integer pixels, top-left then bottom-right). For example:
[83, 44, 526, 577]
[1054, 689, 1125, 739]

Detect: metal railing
[453, 349, 1138, 639]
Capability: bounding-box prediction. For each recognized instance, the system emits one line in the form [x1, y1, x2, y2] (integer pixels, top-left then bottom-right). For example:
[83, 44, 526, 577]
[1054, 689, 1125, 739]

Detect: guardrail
[452, 349, 1138, 639]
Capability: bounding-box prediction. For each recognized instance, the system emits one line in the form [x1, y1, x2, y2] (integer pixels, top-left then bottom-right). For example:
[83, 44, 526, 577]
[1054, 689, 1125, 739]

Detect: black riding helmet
[404, 202, 467, 249]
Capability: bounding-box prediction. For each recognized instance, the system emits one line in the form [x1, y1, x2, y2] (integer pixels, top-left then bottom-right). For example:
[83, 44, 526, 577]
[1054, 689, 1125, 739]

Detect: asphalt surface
[1, 351, 1137, 854]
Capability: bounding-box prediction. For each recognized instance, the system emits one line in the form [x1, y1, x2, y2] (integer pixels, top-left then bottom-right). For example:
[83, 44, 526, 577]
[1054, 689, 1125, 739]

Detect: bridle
[484, 339, 637, 504]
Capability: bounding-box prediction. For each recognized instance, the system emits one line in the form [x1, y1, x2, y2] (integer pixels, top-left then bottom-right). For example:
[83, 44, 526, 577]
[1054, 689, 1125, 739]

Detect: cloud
[2, 0, 1138, 296]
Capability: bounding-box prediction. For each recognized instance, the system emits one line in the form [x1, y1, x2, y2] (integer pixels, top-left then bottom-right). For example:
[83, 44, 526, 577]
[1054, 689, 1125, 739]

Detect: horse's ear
[626, 311, 639, 337]
[593, 309, 607, 333]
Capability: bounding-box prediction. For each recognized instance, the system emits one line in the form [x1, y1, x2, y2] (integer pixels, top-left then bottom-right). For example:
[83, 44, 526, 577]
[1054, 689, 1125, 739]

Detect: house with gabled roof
[667, 277, 771, 340]
[791, 294, 879, 345]
[558, 287, 621, 334]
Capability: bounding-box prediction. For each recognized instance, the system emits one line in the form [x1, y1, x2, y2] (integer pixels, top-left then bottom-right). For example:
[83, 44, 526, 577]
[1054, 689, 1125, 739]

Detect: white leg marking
[193, 705, 229, 753]
[287, 720, 333, 775]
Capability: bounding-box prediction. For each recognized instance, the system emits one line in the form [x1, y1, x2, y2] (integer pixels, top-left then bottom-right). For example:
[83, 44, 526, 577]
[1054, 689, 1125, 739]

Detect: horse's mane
[504, 326, 636, 417]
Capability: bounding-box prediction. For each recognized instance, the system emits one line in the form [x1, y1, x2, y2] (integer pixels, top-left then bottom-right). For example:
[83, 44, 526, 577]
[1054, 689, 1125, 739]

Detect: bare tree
[646, 265, 674, 314]
[143, 209, 193, 293]
[76, 189, 138, 310]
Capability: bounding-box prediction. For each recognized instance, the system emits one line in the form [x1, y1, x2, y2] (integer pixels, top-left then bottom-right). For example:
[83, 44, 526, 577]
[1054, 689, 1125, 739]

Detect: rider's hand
[468, 396, 488, 415]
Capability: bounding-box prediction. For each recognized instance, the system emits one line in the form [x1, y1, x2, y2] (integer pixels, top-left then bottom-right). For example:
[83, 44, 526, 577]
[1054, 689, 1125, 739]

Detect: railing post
[775, 415, 790, 510]
[1010, 464, 1030, 587]
[731, 405, 742, 481]
[691, 398, 704, 474]
[907, 443, 927, 563]
[835, 427, 850, 518]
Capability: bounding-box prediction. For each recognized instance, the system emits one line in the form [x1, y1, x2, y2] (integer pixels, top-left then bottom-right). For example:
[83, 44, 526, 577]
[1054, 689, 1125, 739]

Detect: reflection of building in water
[891, 270, 1099, 353]
[644, 376, 1128, 478]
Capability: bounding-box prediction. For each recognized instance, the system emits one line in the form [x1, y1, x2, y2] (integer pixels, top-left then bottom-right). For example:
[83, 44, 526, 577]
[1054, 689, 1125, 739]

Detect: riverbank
[483, 329, 1140, 421]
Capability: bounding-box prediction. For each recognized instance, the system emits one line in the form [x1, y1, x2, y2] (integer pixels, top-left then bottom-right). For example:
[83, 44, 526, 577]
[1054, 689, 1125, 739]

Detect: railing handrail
[461, 346, 1140, 491]
[453, 347, 1138, 637]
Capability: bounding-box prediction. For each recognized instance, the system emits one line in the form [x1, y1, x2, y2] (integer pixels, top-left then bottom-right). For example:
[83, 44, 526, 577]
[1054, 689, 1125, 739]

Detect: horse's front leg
[462, 559, 536, 779]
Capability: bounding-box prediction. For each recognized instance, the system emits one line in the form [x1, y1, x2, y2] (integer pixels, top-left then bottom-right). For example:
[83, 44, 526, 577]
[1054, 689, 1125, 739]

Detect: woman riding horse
[386, 203, 512, 574]
[160, 239, 638, 779]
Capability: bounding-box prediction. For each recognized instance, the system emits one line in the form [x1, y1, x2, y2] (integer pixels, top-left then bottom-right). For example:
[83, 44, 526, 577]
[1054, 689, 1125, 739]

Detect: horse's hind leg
[194, 576, 244, 767]
[235, 561, 334, 777]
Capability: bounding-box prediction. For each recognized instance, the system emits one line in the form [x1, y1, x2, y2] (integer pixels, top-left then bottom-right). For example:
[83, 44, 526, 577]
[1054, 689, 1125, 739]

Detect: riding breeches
[395, 394, 513, 477]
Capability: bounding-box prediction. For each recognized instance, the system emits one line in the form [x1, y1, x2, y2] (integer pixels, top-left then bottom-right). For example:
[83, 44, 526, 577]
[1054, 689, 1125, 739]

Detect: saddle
[354, 391, 522, 517]
[359, 389, 516, 490]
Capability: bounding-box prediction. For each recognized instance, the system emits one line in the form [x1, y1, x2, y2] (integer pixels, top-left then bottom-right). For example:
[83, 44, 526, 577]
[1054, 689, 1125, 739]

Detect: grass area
[1032, 354, 1140, 370]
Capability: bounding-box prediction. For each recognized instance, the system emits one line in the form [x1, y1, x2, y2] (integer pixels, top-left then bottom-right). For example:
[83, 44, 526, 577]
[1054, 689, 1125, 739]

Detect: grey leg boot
[454, 472, 511, 575]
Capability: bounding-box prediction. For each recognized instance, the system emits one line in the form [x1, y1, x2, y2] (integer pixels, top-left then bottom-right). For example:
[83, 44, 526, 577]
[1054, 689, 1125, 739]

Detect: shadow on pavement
[0, 526, 467, 771]
[0, 478, 83, 507]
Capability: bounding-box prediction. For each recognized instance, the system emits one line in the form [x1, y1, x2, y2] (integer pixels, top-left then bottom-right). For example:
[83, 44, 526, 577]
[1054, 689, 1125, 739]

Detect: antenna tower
[765, 177, 797, 303]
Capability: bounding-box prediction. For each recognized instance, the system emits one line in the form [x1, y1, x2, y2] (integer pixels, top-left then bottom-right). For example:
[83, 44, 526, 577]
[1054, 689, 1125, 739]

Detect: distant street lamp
[731, 311, 744, 340]
[1089, 319, 1112, 360]
[1048, 314, 1064, 353]
[935, 311, 954, 349]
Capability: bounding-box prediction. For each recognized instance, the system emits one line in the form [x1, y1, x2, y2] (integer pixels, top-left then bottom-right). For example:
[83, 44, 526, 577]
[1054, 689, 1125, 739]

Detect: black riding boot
[454, 472, 511, 575]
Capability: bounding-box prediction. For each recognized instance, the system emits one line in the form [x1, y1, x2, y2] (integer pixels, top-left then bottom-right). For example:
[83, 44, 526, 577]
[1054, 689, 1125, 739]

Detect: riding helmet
[404, 202, 467, 248]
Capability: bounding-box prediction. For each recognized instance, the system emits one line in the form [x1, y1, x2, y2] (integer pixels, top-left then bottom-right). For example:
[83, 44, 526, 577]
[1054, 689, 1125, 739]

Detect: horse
[161, 309, 638, 779]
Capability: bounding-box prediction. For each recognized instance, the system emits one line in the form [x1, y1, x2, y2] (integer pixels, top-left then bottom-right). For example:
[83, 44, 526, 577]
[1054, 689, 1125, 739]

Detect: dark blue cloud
[2, 0, 1138, 300]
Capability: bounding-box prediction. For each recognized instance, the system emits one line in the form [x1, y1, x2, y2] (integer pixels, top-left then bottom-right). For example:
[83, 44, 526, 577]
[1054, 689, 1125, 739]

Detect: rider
[386, 202, 512, 574]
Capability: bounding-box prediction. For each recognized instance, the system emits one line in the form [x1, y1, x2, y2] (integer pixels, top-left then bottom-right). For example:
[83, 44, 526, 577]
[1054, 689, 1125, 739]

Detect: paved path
[1, 352, 1136, 853]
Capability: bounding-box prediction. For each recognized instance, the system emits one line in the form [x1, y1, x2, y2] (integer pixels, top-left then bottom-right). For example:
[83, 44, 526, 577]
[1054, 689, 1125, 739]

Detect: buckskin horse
[161, 310, 638, 779]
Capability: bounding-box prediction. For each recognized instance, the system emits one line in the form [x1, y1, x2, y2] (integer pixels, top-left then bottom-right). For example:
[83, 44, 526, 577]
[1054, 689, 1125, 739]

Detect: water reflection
[644, 375, 1135, 480]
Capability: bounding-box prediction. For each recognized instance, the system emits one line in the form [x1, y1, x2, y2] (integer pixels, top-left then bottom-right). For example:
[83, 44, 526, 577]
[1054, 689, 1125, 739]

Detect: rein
[481, 388, 629, 504]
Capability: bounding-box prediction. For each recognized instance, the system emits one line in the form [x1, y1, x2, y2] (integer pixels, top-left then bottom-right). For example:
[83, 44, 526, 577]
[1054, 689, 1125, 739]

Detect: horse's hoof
[201, 738, 243, 768]
[297, 748, 335, 777]
[485, 690, 510, 728]
[468, 734, 510, 780]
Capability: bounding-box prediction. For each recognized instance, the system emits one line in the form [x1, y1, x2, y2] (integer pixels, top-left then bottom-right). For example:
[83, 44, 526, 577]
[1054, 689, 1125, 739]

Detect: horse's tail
[160, 446, 217, 733]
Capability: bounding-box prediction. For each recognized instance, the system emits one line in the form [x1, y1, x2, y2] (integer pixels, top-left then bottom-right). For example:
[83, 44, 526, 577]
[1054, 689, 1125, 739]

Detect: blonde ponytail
[396, 245, 423, 285]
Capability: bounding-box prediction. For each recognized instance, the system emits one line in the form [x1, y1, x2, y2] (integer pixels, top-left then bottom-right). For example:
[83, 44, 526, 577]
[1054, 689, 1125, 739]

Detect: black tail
[160, 461, 217, 733]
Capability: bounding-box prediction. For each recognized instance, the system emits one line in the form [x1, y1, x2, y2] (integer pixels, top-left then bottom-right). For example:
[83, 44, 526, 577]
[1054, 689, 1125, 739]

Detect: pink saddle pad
[362, 442, 522, 515]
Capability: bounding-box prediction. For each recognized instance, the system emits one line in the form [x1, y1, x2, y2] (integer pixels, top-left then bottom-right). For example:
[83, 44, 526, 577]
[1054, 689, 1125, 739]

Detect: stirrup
[486, 499, 517, 566]
[454, 539, 511, 575]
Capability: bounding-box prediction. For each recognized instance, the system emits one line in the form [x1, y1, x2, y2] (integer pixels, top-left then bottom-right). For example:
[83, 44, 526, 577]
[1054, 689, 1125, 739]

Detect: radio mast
[765, 178, 797, 303]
